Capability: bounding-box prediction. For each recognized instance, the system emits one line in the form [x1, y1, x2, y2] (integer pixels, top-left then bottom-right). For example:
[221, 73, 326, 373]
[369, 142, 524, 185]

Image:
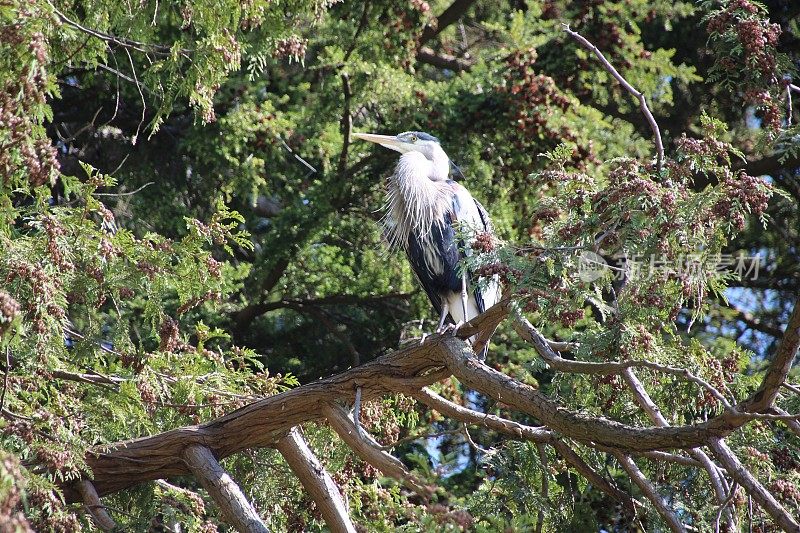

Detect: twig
[94, 181, 153, 197]
[48, 1, 189, 56]
[378, 428, 463, 451]
[124, 47, 146, 145]
[563, 24, 664, 171]
[461, 423, 491, 454]
[535, 443, 549, 533]
[353, 385, 365, 439]
[277, 136, 318, 175]
[0, 348, 9, 413]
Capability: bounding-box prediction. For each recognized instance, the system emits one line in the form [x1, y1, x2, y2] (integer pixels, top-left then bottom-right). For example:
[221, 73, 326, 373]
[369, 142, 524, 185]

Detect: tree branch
[322, 403, 430, 497]
[419, 0, 478, 46]
[613, 452, 687, 533]
[182, 444, 269, 533]
[563, 25, 664, 171]
[76, 480, 117, 532]
[275, 428, 356, 533]
[709, 438, 800, 532]
[622, 368, 737, 533]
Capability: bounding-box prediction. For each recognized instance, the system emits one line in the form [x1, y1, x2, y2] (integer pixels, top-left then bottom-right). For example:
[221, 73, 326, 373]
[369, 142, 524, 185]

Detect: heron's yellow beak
[352, 132, 408, 153]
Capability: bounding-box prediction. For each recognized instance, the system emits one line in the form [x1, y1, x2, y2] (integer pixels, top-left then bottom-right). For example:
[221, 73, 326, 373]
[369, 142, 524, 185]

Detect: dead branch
[322, 403, 430, 497]
[182, 444, 270, 533]
[275, 428, 356, 533]
[563, 25, 664, 171]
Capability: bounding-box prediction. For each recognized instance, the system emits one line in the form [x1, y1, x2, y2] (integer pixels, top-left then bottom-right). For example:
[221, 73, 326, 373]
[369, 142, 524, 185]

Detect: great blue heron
[353, 131, 500, 359]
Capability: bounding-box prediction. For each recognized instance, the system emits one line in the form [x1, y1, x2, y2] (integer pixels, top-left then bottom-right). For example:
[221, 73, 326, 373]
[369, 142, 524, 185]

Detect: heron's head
[354, 131, 452, 181]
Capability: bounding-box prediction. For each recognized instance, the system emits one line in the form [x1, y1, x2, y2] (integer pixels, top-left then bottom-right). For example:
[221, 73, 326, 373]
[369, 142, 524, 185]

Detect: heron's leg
[451, 272, 469, 336]
[436, 301, 450, 333]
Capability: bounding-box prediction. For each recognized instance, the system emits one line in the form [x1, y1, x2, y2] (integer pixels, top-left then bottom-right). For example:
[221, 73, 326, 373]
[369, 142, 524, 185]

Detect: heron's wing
[449, 183, 502, 315]
[405, 222, 460, 317]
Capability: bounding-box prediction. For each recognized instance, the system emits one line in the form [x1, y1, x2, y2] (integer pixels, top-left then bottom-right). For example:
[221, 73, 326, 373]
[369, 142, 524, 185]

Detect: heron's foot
[448, 321, 465, 337]
[419, 333, 428, 345]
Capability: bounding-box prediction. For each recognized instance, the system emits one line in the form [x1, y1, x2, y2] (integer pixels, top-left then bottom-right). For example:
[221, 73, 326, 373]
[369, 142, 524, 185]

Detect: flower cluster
[705, 0, 784, 129]
[0, 7, 58, 188]
[273, 36, 308, 63]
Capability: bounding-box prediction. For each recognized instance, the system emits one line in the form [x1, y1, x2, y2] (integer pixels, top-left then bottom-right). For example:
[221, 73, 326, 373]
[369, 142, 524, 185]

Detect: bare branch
[323, 403, 431, 497]
[709, 438, 800, 532]
[47, 1, 187, 56]
[563, 25, 664, 171]
[622, 368, 737, 532]
[515, 315, 736, 409]
[77, 480, 117, 532]
[182, 445, 269, 533]
[411, 387, 554, 443]
[275, 428, 356, 533]
[613, 452, 687, 533]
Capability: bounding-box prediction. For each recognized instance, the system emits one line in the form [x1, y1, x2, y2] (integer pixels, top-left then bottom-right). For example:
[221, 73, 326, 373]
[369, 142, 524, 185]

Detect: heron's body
[354, 131, 500, 358]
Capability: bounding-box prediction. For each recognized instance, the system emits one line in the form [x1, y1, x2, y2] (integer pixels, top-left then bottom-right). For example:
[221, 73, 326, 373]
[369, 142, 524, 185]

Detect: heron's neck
[384, 152, 453, 250]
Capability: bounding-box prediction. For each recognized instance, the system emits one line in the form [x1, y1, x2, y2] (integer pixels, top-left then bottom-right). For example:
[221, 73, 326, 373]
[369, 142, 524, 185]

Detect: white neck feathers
[383, 152, 453, 251]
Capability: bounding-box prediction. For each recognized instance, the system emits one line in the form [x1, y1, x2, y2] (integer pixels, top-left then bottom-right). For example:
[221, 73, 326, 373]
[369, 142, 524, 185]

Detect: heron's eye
[408, 134, 418, 143]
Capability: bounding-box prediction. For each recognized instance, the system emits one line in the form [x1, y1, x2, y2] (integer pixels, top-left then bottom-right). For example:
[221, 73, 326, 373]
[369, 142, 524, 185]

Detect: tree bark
[275, 428, 356, 533]
[182, 444, 270, 533]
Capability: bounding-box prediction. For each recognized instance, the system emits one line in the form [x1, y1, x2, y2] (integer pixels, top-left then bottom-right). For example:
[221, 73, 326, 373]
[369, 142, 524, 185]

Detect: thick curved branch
[742, 300, 800, 413]
[275, 428, 356, 533]
[60, 298, 797, 505]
